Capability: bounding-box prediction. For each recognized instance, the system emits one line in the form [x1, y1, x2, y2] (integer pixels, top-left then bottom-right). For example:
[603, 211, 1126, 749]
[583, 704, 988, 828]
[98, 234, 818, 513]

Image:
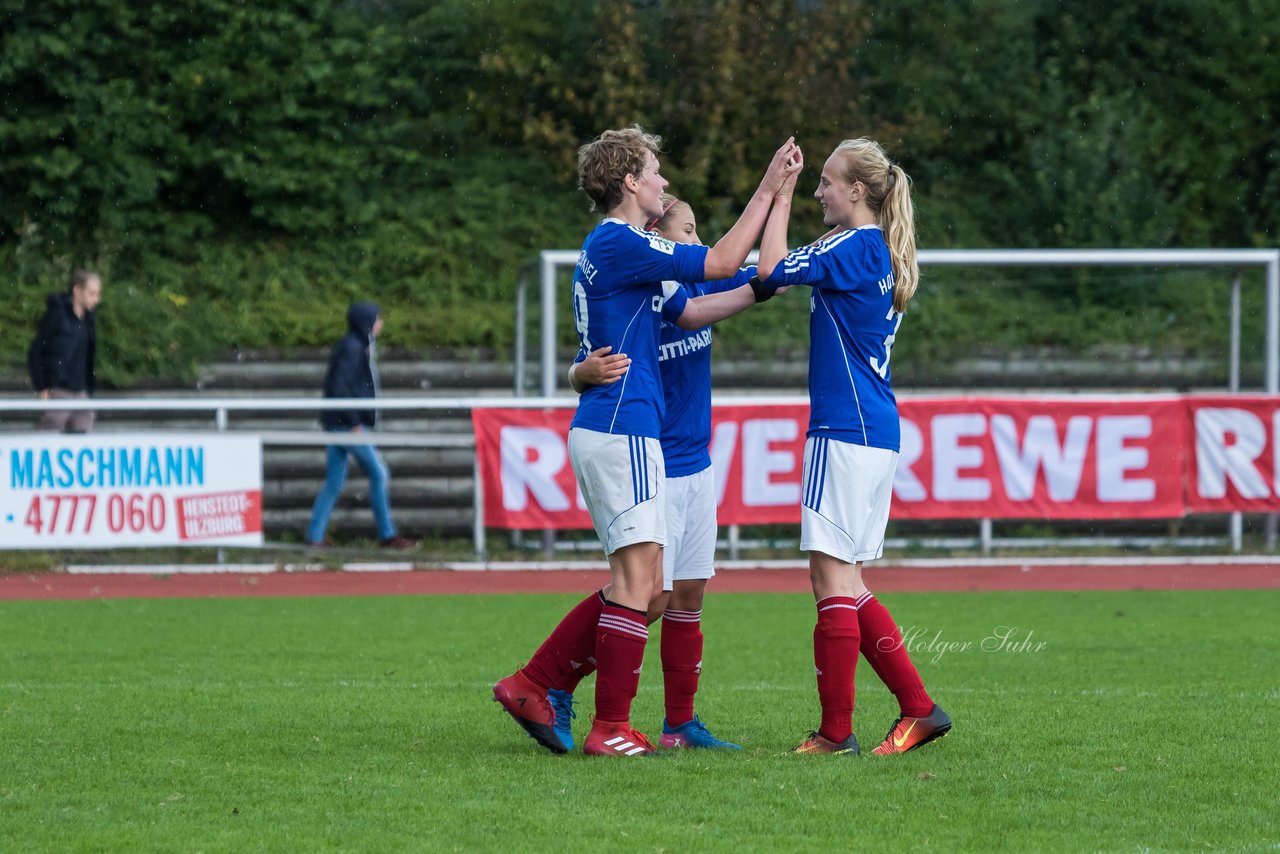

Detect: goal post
[526, 248, 1280, 398]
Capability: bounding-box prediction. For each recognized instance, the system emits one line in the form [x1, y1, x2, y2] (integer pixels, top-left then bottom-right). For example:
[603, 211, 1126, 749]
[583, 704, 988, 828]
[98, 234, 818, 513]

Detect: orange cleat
[870, 705, 952, 756]
[583, 719, 657, 757]
[493, 669, 566, 754]
[790, 731, 860, 755]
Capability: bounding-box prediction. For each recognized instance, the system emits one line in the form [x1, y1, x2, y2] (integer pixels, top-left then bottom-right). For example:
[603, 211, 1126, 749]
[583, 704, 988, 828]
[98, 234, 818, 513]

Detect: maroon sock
[593, 601, 649, 724]
[856, 592, 934, 717]
[814, 596, 860, 743]
[660, 608, 703, 727]
[521, 589, 605, 692]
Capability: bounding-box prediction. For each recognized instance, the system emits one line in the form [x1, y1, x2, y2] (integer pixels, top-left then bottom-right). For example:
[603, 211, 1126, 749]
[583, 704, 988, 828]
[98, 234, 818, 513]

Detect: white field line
[61, 554, 1279, 575]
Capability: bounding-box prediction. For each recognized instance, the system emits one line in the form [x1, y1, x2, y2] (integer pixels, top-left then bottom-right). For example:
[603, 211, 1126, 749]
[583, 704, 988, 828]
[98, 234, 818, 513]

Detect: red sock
[814, 596, 860, 743]
[594, 602, 649, 724]
[856, 592, 934, 717]
[521, 590, 604, 692]
[660, 608, 703, 727]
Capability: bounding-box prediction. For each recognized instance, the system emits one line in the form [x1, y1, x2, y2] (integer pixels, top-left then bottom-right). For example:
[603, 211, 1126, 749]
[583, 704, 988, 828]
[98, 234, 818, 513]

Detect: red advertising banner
[473, 408, 588, 530]
[895, 396, 1186, 520]
[472, 395, 1211, 530]
[1185, 395, 1280, 512]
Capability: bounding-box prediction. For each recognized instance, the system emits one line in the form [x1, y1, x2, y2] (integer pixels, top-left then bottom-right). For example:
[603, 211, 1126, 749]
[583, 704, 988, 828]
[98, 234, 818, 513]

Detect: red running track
[1, 562, 1278, 601]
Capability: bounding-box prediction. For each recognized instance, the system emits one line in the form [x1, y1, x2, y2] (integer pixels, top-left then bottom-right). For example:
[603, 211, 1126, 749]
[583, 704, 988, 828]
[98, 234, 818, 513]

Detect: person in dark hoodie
[28, 269, 102, 432]
[306, 302, 417, 549]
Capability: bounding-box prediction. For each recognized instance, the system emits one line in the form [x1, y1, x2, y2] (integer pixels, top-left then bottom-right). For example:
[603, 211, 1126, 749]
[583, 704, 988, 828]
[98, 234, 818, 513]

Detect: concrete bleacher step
[191, 346, 515, 393]
[263, 476, 473, 509]
[264, 447, 475, 479]
[272, 506, 474, 538]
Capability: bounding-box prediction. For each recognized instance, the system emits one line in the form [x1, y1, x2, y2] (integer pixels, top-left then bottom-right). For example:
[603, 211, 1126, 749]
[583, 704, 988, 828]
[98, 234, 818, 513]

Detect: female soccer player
[757, 138, 951, 756]
[550, 194, 779, 752]
[494, 127, 800, 757]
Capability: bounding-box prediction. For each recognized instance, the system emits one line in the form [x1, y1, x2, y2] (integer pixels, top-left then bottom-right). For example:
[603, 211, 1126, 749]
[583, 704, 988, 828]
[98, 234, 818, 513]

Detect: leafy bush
[2, 0, 1277, 387]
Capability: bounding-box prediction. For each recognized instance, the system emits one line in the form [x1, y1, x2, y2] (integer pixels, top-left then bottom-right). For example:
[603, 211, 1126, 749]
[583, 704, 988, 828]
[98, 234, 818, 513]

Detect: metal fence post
[473, 456, 486, 561]
[1230, 271, 1243, 551]
[1229, 270, 1242, 393]
[215, 406, 227, 564]
[540, 252, 559, 399]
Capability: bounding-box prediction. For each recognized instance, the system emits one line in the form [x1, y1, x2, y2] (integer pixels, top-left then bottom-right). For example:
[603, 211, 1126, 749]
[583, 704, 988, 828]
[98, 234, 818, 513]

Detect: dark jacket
[28, 292, 96, 394]
[320, 302, 380, 429]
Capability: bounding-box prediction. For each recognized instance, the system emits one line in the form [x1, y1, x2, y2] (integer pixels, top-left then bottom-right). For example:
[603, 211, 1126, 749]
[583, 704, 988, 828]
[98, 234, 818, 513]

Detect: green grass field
[2, 589, 1277, 852]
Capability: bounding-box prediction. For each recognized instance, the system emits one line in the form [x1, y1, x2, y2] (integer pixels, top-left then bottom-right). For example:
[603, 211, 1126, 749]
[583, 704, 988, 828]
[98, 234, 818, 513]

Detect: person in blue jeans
[306, 302, 416, 550]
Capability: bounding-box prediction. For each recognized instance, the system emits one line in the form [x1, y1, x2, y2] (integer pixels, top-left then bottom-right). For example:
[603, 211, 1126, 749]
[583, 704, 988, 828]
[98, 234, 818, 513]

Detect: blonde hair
[833, 138, 918, 312]
[577, 125, 664, 213]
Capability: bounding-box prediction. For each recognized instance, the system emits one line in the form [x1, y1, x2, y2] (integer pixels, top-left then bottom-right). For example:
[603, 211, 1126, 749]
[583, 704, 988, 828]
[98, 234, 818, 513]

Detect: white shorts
[800, 436, 897, 564]
[568, 427, 666, 556]
[662, 467, 717, 591]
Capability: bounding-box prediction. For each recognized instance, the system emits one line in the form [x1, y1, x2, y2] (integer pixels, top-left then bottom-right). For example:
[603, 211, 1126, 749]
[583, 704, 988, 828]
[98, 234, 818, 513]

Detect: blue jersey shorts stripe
[804, 440, 815, 509]
[636, 437, 644, 504]
[806, 437, 829, 512]
[642, 437, 650, 501]
[629, 437, 639, 505]
[806, 438, 820, 510]
[803, 438, 816, 509]
[814, 437, 829, 512]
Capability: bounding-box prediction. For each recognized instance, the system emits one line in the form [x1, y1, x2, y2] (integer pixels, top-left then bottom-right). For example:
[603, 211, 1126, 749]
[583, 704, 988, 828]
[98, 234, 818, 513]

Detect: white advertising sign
[1, 433, 263, 549]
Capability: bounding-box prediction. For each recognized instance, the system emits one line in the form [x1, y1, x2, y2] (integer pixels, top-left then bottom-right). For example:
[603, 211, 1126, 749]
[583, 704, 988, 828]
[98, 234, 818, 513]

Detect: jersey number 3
[869, 308, 903, 381]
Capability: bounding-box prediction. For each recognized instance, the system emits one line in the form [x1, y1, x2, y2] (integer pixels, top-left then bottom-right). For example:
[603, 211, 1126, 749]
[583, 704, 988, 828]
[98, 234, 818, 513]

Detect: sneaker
[547, 689, 577, 752]
[492, 669, 567, 754]
[790, 731, 861, 755]
[870, 704, 952, 756]
[379, 536, 418, 550]
[583, 719, 657, 757]
[659, 715, 742, 750]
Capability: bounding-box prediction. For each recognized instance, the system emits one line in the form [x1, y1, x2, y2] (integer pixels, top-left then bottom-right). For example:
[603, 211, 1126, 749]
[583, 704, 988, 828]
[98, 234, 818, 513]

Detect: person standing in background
[28, 269, 102, 433]
[306, 302, 417, 550]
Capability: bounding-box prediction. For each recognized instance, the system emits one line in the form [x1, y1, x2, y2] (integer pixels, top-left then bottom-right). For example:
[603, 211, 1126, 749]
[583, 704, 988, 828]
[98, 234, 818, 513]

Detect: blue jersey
[763, 225, 902, 451]
[570, 218, 707, 438]
[657, 268, 755, 477]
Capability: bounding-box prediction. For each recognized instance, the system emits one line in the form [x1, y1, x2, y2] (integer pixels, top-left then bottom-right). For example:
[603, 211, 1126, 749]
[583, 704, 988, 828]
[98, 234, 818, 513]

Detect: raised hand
[758, 137, 801, 197]
[776, 146, 804, 200]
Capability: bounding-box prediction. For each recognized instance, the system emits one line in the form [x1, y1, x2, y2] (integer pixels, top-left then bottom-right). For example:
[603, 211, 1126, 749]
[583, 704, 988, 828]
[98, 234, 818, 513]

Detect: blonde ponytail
[882, 163, 918, 313]
[833, 138, 920, 312]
